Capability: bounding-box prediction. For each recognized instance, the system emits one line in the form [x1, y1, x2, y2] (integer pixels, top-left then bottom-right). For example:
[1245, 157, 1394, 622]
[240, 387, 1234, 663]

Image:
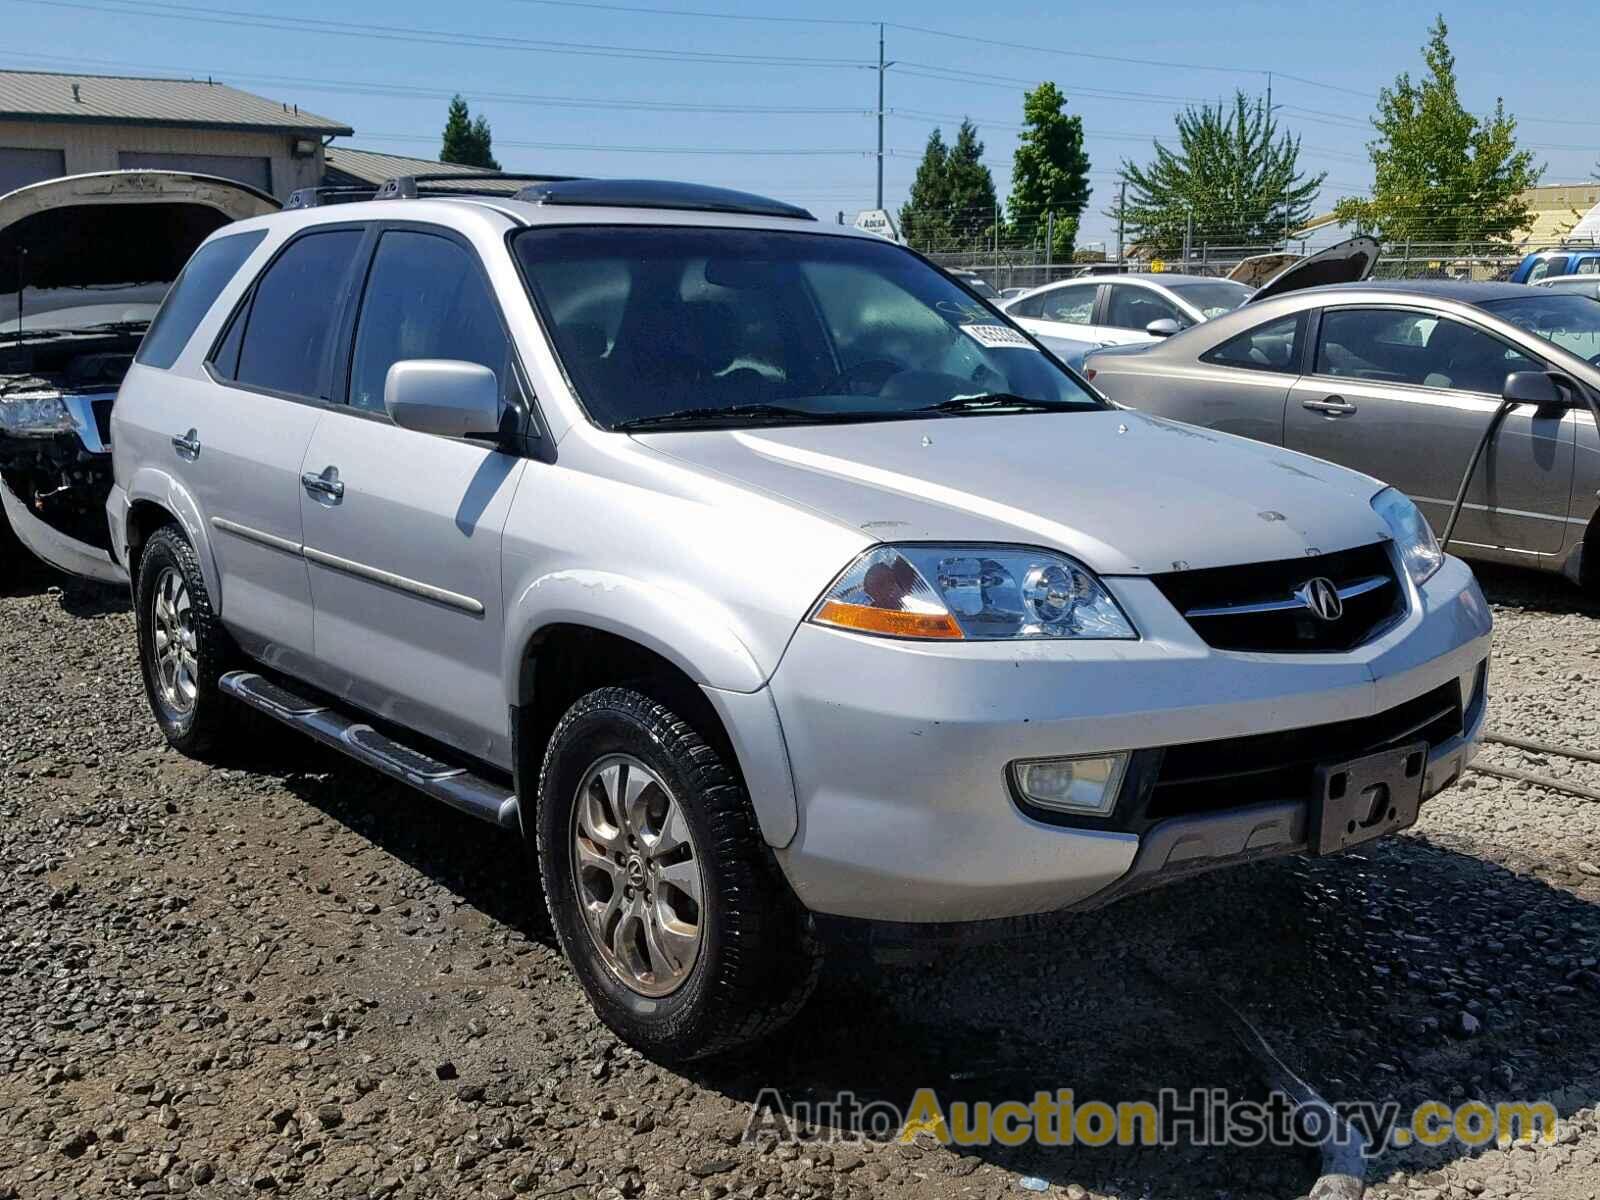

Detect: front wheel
[135, 524, 241, 758]
[537, 686, 818, 1060]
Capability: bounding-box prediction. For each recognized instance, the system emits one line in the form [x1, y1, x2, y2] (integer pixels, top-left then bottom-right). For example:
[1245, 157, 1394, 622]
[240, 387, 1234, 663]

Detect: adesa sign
[854, 209, 901, 242]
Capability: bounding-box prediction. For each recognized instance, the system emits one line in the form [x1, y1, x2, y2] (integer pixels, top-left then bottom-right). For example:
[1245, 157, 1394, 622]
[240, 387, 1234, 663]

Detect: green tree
[1117, 91, 1323, 257]
[899, 128, 951, 250]
[441, 95, 501, 170]
[943, 120, 999, 249]
[1008, 82, 1091, 261]
[898, 121, 998, 252]
[1333, 17, 1540, 245]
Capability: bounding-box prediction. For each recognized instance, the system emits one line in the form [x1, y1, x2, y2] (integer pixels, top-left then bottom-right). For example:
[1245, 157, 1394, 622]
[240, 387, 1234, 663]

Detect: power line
[514, 0, 875, 25]
[360, 132, 873, 156]
[0, 51, 868, 115]
[8, 0, 874, 68]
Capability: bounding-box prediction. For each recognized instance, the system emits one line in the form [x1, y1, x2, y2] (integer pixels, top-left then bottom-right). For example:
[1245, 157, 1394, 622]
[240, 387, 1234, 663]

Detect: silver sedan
[1083, 280, 1600, 589]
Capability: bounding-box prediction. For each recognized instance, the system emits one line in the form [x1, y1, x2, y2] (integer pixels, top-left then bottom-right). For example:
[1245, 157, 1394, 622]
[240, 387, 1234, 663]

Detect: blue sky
[7, 0, 1597, 244]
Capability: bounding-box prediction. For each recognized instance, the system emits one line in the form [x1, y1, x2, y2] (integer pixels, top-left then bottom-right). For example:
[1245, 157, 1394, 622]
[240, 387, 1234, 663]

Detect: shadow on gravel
[231, 727, 1600, 1197]
[1472, 560, 1599, 618]
[0, 565, 128, 616]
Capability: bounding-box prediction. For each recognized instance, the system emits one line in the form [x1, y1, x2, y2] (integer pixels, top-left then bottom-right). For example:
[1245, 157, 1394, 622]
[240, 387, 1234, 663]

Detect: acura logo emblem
[1297, 577, 1344, 622]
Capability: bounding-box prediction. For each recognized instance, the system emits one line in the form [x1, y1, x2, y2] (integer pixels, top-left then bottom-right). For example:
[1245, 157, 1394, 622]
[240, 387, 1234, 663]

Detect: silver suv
[109, 178, 1492, 1059]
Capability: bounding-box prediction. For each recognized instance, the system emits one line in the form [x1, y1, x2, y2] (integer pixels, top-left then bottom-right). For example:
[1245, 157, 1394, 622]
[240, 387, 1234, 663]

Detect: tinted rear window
[135, 230, 266, 369]
[234, 229, 364, 400]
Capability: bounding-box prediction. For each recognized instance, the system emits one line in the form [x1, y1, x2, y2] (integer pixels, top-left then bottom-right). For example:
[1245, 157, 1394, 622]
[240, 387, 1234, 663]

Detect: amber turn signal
[813, 600, 964, 640]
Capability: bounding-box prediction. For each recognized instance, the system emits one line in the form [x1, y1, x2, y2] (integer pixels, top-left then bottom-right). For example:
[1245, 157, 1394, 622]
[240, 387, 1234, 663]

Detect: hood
[634, 410, 1391, 575]
[1, 171, 279, 299]
[1245, 236, 1379, 304]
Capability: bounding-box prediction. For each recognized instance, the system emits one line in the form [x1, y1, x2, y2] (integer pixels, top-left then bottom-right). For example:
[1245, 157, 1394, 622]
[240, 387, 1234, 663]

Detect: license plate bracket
[1311, 740, 1428, 854]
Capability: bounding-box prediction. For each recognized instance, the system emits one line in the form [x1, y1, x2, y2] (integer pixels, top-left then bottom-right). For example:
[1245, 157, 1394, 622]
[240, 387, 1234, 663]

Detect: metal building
[0, 70, 352, 201]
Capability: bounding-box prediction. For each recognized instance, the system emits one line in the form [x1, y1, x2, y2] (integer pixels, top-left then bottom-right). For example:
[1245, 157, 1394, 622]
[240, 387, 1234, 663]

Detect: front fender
[124, 465, 222, 608]
[503, 568, 769, 705]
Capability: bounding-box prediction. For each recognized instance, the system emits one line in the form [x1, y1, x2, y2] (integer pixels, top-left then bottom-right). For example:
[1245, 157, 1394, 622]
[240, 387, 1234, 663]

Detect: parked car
[1004, 239, 1380, 355]
[1510, 247, 1600, 285]
[1083, 280, 1600, 589]
[111, 179, 1491, 1060]
[1534, 274, 1600, 302]
[0, 170, 278, 582]
[946, 268, 1000, 300]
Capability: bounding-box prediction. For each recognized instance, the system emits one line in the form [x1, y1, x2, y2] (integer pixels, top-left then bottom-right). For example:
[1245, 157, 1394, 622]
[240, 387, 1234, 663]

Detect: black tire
[0, 504, 36, 592]
[134, 524, 240, 758]
[537, 686, 819, 1061]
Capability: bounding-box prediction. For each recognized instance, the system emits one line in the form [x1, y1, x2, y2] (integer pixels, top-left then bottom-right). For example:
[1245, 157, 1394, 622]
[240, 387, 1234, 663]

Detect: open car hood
[0, 170, 279, 298]
[1244, 236, 1379, 304]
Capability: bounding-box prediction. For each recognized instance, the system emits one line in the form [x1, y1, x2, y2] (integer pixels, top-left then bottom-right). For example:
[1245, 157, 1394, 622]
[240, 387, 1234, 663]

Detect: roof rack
[373, 172, 580, 201]
[285, 184, 379, 210]
[512, 179, 815, 221]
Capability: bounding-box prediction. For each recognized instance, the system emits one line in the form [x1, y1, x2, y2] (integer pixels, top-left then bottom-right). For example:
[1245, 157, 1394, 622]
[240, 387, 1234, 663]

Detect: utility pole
[1116, 178, 1126, 270]
[1183, 209, 1193, 269]
[875, 23, 886, 210]
[1045, 210, 1055, 274]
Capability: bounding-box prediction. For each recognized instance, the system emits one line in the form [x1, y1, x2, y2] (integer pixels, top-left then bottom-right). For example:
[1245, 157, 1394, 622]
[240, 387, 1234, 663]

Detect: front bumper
[0, 394, 123, 584]
[765, 553, 1492, 924]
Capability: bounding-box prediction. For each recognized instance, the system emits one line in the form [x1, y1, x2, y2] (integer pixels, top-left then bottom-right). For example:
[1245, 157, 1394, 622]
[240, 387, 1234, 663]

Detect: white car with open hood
[0, 170, 278, 581]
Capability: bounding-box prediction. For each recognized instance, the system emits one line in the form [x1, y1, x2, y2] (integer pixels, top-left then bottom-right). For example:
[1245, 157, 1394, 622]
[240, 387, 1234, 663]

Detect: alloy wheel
[571, 754, 705, 997]
[150, 565, 198, 716]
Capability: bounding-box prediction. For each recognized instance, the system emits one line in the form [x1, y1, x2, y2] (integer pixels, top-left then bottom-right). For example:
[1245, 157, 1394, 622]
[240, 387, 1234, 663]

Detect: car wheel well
[515, 625, 735, 804]
[125, 501, 178, 580]
[1582, 510, 1600, 593]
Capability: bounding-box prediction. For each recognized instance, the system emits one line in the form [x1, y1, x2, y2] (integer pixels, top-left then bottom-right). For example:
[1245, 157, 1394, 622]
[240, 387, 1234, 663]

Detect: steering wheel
[823, 358, 902, 396]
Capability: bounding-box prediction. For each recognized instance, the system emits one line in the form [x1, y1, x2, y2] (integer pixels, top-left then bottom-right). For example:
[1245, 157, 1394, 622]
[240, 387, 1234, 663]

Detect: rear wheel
[135, 524, 241, 757]
[537, 686, 818, 1060]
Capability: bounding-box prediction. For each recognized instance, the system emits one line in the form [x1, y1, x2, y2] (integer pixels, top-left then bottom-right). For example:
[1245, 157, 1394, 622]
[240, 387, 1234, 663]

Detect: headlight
[1372, 488, 1443, 586]
[0, 392, 76, 436]
[809, 544, 1137, 641]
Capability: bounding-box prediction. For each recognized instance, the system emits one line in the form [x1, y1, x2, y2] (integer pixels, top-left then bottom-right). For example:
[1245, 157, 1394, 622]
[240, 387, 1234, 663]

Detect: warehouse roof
[0, 70, 352, 135]
[323, 146, 491, 187]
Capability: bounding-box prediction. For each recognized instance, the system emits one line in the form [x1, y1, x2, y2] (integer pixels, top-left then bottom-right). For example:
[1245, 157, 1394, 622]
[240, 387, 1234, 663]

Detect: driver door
[1284, 306, 1573, 555]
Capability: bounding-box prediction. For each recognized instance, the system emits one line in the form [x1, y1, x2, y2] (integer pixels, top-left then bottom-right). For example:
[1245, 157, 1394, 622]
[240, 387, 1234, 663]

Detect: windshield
[512, 226, 1101, 430]
[1480, 293, 1600, 364]
[1168, 279, 1254, 318]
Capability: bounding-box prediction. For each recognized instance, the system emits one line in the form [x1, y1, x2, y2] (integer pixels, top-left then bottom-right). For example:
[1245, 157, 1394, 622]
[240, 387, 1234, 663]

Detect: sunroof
[513, 179, 814, 221]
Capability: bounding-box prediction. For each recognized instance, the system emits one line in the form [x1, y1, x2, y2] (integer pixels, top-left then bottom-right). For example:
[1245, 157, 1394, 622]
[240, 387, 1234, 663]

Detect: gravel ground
[1, 560, 1598, 1200]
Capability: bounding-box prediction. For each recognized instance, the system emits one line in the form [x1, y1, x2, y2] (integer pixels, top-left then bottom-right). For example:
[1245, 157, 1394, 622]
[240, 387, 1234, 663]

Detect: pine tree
[1118, 91, 1322, 256]
[1008, 83, 1091, 261]
[900, 129, 951, 250]
[1332, 17, 1540, 245]
[441, 95, 500, 170]
[943, 121, 999, 250]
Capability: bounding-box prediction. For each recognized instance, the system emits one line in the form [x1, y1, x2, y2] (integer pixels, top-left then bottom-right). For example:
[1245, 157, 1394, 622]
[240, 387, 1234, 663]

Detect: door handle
[301, 469, 345, 501]
[1302, 396, 1358, 416]
[171, 429, 200, 458]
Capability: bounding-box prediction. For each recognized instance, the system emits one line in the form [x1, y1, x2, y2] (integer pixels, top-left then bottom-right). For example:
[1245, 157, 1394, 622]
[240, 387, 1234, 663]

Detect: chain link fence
[921, 236, 1600, 295]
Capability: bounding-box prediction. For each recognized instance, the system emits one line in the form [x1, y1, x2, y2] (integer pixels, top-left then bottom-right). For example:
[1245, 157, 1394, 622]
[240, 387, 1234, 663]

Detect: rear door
[1165, 312, 1305, 444]
[1008, 282, 1102, 351]
[297, 224, 529, 766]
[1284, 305, 1573, 555]
[193, 225, 367, 659]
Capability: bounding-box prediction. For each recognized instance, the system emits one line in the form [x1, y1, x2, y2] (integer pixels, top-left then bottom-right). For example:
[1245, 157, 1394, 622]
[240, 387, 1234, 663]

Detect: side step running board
[219, 670, 521, 831]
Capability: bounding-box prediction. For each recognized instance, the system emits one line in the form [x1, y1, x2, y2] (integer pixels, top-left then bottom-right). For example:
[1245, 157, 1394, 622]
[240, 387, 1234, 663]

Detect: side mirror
[384, 359, 502, 438]
[1145, 318, 1182, 338]
[1502, 370, 1563, 407]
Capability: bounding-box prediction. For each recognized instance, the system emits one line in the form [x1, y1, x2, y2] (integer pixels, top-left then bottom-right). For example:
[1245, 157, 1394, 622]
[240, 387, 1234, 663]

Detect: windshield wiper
[613, 403, 826, 431]
[0, 327, 68, 343]
[916, 393, 1081, 415]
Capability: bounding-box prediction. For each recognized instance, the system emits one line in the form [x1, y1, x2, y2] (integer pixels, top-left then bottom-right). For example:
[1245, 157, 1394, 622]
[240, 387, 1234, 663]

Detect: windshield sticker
[960, 323, 1037, 350]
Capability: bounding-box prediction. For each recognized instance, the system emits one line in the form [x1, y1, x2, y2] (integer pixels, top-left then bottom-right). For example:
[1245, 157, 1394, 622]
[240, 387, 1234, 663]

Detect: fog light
[1012, 753, 1129, 816]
